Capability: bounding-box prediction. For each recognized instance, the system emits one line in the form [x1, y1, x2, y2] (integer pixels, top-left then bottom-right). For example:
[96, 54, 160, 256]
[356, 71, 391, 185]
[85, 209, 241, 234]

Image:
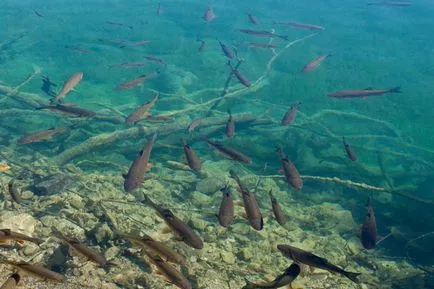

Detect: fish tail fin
[227, 109, 232, 118]
[241, 278, 255, 289]
[343, 271, 361, 283]
[389, 86, 401, 93]
[180, 137, 187, 146]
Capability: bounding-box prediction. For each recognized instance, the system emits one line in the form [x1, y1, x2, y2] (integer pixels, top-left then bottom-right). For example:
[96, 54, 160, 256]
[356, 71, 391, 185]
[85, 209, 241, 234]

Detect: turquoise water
[1, 0, 434, 288]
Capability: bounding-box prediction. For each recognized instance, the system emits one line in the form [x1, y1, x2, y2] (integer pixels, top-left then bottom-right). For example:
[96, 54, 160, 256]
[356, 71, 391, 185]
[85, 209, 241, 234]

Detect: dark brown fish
[109, 62, 147, 69]
[248, 14, 259, 25]
[276, 146, 302, 190]
[248, 43, 277, 49]
[0, 229, 43, 245]
[8, 180, 22, 204]
[281, 101, 301, 126]
[343, 137, 357, 162]
[228, 61, 251, 87]
[328, 86, 401, 98]
[359, 197, 380, 250]
[225, 110, 235, 138]
[143, 55, 166, 65]
[203, 6, 215, 22]
[64, 45, 89, 54]
[242, 263, 300, 289]
[51, 227, 107, 266]
[277, 244, 361, 283]
[275, 21, 325, 31]
[302, 54, 330, 73]
[116, 232, 187, 265]
[120, 40, 151, 48]
[206, 139, 252, 164]
[188, 118, 202, 133]
[198, 39, 206, 52]
[126, 93, 159, 125]
[269, 190, 286, 226]
[36, 104, 96, 117]
[142, 195, 203, 249]
[229, 170, 263, 231]
[239, 29, 288, 40]
[144, 251, 192, 289]
[18, 127, 66, 144]
[123, 133, 157, 192]
[0, 273, 21, 289]
[218, 185, 234, 227]
[7, 261, 66, 282]
[34, 10, 44, 18]
[115, 72, 159, 91]
[182, 139, 201, 172]
[218, 40, 236, 59]
[106, 21, 133, 29]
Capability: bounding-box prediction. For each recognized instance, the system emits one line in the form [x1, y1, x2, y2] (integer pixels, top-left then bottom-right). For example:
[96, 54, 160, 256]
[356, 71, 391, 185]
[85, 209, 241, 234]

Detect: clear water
[1, 0, 433, 288]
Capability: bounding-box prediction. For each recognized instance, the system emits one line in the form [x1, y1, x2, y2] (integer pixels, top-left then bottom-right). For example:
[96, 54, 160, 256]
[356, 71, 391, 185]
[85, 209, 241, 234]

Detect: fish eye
[163, 210, 174, 218]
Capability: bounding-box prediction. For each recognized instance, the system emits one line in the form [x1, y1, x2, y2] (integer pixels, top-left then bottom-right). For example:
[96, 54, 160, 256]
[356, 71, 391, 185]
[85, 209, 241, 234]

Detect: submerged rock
[30, 173, 77, 196]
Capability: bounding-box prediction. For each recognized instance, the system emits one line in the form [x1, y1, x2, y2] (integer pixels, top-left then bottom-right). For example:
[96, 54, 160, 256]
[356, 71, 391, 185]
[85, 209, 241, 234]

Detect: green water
[1, 0, 433, 288]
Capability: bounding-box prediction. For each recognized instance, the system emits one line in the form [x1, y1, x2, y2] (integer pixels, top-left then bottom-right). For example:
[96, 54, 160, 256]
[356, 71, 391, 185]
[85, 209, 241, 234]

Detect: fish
[242, 263, 301, 289]
[109, 62, 148, 69]
[281, 101, 301, 126]
[225, 110, 235, 138]
[218, 185, 234, 228]
[188, 118, 202, 133]
[229, 170, 263, 231]
[0, 163, 10, 173]
[228, 61, 251, 87]
[276, 146, 303, 190]
[367, 2, 412, 6]
[116, 232, 187, 265]
[157, 3, 164, 15]
[18, 127, 66, 144]
[115, 72, 159, 91]
[203, 6, 216, 22]
[143, 55, 166, 65]
[343, 137, 357, 162]
[51, 227, 107, 266]
[206, 139, 252, 164]
[142, 195, 203, 249]
[34, 10, 44, 18]
[182, 139, 201, 172]
[275, 21, 325, 31]
[269, 190, 286, 226]
[248, 43, 277, 49]
[36, 104, 96, 117]
[328, 86, 401, 98]
[198, 39, 206, 52]
[120, 40, 151, 49]
[239, 29, 288, 40]
[123, 132, 157, 192]
[302, 54, 331, 73]
[143, 251, 192, 289]
[218, 40, 236, 59]
[0, 229, 43, 245]
[359, 197, 381, 250]
[53, 72, 83, 102]
[64, 45, 89, 54]
[248, 14, 259, 25]
[277, 244, 361, 283]
[126, 93, 159, 125]
[106, 21, 133, 29]
[7, 180, 22, 204]
[0, 273, 21, 289]
[5, 261, 66, 282]
[41, 76, 57, 97]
